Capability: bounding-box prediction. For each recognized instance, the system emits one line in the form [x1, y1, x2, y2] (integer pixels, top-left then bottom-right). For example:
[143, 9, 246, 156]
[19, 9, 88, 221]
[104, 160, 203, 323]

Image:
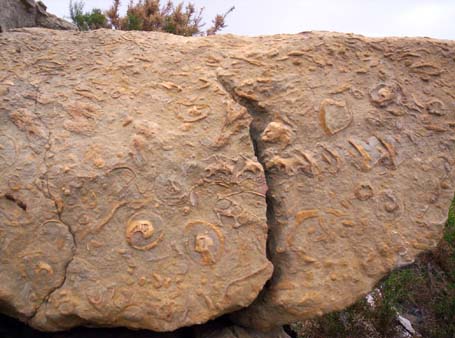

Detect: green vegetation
[69, 1, 108, 30]
[69, 0, 234, 36]
[292, 196, 455, 338]
[445, 197, 455, 244]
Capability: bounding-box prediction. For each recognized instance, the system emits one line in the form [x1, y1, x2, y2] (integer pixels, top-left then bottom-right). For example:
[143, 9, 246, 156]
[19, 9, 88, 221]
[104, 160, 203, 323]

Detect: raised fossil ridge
[0, 28, 454, 333]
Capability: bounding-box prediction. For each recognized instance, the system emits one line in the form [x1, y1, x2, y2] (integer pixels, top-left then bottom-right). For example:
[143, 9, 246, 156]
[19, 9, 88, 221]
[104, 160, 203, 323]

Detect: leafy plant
[69, 0, 108, 30]
[70, 0, 234, 35]
[445, 196, 455, 244]
[106, 0, 234, 36]
[69, 0, 84, 24]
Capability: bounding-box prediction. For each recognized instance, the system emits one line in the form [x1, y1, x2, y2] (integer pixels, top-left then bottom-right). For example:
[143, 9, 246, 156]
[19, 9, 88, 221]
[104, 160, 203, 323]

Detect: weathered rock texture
[225, 34, 455, 329]
[0, 0, 75, 32]
[0, 28, 272, 331]
[0, 28, 454, 333]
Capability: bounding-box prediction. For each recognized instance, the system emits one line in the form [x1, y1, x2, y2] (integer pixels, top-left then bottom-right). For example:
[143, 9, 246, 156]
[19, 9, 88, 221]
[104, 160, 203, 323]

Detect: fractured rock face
[0, 29, 272, 331]
[0, 0, 76, 32]
[0, 28, 454, 333]
[0, 182, 75, 321]
[220, 33, 455, 329]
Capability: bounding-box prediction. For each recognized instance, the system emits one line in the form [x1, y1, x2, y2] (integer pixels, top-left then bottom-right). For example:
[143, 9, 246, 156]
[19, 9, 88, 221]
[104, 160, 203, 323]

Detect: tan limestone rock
[0, 28, 272, 331]
[0, 28, 454, 333]
[221, 32, 455, 329]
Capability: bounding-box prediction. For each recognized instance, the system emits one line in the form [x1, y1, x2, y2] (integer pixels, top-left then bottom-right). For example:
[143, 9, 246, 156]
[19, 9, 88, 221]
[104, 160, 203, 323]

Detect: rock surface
[0, 28, 272, 331]
[0, 0, 76, 32]
[224, 33, 455, 329]
[0, 28, 454, 333]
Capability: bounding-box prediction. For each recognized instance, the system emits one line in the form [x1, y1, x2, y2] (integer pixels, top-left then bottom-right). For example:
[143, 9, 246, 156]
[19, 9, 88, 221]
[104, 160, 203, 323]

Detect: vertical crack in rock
[2, 29, 454, 333]
[29, 240, 75, 321]
[216, 74, 277, 269]
[30, 121, 77, 321]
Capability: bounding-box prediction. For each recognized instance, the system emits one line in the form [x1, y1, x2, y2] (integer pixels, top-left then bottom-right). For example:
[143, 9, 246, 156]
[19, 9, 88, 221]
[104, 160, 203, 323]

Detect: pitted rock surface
[222, 33, 455, 329]
[0, 28, 454, 332]
[0, 28, 272, 331]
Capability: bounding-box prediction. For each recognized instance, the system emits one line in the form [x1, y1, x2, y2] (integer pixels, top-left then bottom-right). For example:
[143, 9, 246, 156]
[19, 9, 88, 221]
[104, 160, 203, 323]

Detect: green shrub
[69, 0, 234, 36]
[69, 1, 108, 30]
[445, 196, 455, 245]
[125, 13, 142, 31]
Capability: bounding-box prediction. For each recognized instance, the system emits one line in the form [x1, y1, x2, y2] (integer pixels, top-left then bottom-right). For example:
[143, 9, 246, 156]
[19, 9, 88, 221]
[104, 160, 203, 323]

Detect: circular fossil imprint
[354, 183, 374, 201]
[126, 212, 164, 251]
[185, 221, 224, 265]
[426, 99, 448, 116]
[375, 190, 403, 221]
[319, 99, 353, 135]
[369, 83, 402, 107]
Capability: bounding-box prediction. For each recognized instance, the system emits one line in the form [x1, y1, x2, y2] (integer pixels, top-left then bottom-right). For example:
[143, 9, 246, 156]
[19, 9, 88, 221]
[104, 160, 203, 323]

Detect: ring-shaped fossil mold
[369, 83, 402, 107]
[126, 212, 164, 251]
[375, 190, 403, 221]
[185, 221, 224, 266]
[354, 183, 374, 201]
[426, 99, 448, 116]
[319, 99, 353, 135]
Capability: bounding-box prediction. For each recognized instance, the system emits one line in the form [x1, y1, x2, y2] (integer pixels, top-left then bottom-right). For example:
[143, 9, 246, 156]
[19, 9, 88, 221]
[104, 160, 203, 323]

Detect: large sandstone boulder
[0, 0, 75, 32]
[0, 28, 453, 333]
[224, 33, 455, 329]
[0, 28, 272, 331]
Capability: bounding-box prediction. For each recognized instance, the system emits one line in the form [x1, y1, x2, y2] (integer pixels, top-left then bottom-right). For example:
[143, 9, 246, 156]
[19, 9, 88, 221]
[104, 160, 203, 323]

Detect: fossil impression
[0, 28, 454, 332]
